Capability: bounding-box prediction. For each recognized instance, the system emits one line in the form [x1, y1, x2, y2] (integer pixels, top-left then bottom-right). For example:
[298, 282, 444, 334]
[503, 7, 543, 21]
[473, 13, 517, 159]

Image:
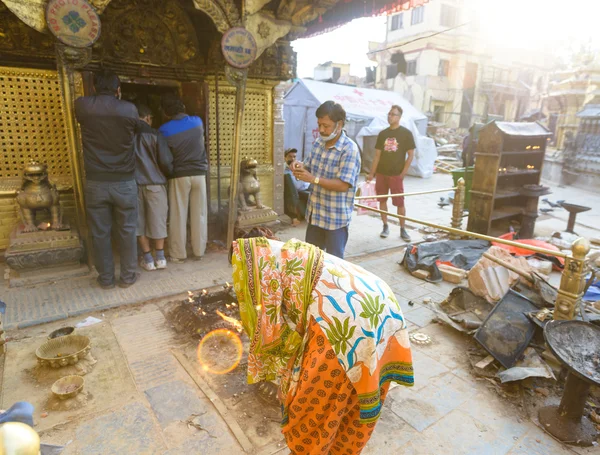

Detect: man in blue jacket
[75, 70, 139, 289]
[159, 94, 208, 262]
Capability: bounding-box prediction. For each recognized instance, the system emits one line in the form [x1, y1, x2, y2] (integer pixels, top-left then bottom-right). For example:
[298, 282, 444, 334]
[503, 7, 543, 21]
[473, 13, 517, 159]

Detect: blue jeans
[85, 179, 138, 286]
[305, 224, 349, 259]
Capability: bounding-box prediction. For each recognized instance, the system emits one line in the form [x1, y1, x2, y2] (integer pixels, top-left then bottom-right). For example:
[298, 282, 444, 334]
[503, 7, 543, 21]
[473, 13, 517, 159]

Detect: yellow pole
[354, 203, 570, 259]
[226, 69, 248, 248]
[553, 238, 591, 320]
[355, 187, 457, 200]
[450, 178, 465, 238]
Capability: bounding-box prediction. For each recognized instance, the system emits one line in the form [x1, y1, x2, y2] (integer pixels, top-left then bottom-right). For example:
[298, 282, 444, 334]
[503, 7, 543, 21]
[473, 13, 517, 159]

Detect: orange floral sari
[232, 238, 413, 454]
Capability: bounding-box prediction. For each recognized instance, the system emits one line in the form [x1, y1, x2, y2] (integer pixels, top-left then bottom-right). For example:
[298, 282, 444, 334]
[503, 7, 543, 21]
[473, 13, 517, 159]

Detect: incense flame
[216, 310, 243, 333]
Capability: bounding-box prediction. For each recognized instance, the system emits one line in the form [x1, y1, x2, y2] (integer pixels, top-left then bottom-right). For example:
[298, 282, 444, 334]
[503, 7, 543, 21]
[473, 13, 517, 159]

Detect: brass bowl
[51, 375, 84, 400]
[36, 335, 91, 368]
[48, 326, 75, 339]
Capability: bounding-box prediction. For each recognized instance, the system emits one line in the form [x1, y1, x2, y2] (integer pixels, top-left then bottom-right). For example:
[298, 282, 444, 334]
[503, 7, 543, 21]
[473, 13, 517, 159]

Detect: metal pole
[354, 203, 571, 259]
[553, 238, 590, 320]
[355, 187, 457, 200]
[226, 68, 248, 248]
[450, 178, 465, 238]
[215, 77, 222, 210]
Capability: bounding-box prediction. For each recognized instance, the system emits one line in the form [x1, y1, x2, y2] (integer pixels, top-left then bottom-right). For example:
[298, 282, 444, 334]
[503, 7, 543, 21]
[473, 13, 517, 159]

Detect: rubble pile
[399, 228, 600, 445]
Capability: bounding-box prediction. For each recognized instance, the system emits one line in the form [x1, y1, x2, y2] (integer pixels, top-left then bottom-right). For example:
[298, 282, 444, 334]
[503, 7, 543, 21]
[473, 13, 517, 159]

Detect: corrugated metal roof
[492, 121, 552, 137]
[577, 104, 600, 118]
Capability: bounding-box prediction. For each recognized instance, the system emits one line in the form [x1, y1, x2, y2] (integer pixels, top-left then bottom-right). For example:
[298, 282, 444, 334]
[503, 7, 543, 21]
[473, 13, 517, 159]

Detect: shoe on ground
[97, 278, 115, 290]
[380, 225, 390, 238]
[169, 257, 186, 264]
[119, 272, 140, 288]
[155, 258, 167, 269]
[140, 258, 156, 271]
[400, 228, 411, 242]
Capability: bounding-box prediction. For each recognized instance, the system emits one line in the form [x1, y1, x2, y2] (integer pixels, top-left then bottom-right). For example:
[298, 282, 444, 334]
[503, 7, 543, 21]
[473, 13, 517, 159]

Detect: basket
[51, 375, 84, 399]
[36, 335, 91, 368]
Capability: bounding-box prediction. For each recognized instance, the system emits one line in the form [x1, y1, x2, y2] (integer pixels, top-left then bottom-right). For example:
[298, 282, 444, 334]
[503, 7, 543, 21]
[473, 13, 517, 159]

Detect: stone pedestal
[237, 207, 279, 229]
[5, 225, 88, 288]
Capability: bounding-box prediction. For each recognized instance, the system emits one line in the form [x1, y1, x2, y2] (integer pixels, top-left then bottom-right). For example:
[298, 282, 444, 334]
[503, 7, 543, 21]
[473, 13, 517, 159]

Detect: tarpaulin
[584, 281, 600, 302]
[402, 239, 490, 282]
[492, 232, 564, 269]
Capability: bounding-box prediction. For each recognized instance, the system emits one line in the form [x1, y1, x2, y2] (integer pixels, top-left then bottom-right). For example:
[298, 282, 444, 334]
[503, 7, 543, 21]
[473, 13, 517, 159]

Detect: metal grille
[207, 83, 273, 166]
[0, 68, 71, 179]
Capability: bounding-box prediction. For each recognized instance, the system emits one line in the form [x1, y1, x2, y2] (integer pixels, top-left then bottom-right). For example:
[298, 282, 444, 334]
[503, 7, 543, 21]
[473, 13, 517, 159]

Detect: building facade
[544, 62, 600, 150]
[368, 0, 555, 129]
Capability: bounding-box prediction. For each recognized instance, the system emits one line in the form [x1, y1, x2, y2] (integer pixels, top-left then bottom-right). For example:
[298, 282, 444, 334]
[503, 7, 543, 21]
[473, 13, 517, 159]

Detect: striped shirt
[304, 132, 361, 230]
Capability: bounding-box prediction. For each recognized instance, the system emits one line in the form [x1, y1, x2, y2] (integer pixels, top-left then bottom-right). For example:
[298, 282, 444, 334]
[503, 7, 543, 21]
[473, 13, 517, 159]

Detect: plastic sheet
[403, 239, 490, 282]
[355, 181, 378, 216]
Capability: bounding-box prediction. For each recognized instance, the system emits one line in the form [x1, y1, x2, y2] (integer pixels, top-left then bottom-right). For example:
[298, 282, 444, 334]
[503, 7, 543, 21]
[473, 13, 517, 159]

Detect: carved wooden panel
[207, 81, 273, 166]
[0, 68, 71, 179]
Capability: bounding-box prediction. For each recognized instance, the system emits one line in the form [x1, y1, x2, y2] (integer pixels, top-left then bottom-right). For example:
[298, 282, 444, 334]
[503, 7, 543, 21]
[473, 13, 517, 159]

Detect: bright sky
[292, 16, 387, 79]
[292, 0, 599, 79]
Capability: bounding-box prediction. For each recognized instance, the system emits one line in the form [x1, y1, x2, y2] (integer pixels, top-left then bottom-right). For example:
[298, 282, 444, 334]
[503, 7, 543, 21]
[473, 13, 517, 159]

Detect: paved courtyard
[3, 247, 597, 454]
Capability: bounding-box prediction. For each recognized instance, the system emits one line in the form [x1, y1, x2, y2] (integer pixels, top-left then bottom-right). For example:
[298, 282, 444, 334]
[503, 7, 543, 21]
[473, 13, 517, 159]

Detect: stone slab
[362, 403, 419, 454]
[72, 402, 165, 455]
[7, 263, 90, 288]
[388, 373, 475, 432]
[145, 380, 208, 428]
[145, 380, 242, 453]
[1, 322, 137, 432]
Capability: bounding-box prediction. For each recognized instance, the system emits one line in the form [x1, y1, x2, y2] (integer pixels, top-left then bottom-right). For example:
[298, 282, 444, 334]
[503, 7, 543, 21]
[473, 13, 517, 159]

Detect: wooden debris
[438, 264, 467, 284]
[474, 355, 495, 370]
[411, 269, 430, 280]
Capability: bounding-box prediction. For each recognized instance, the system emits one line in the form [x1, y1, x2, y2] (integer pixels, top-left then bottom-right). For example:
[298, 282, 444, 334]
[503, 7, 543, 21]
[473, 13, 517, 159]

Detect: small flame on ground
[216, 310, 243, 333]
[201, 289, 208, 296]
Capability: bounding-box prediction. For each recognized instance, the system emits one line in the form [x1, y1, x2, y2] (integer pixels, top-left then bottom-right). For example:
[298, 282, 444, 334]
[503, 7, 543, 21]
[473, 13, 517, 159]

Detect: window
[406, 60, 417, 76]
[411, 6, 424, 25]
[332, 67, 341, 82]
[386, 64, 399, 80]
[438, 59, 449, 77]
[433, 105, 445, 123]
[440, 4, 457, 27]
[391, 13, 403, 30]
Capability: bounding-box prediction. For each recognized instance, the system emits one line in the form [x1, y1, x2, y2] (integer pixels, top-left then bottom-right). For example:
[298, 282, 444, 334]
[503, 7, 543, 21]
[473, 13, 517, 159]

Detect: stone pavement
[4, 248, 595, 455]
[2, 172, 598, 330]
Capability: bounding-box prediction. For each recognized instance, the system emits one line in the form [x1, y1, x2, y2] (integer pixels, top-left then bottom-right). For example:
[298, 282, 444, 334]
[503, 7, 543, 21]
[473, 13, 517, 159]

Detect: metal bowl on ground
[36, 335, 91, 368]
[48, 326, 75, 340]
[51, 375, 84, 400]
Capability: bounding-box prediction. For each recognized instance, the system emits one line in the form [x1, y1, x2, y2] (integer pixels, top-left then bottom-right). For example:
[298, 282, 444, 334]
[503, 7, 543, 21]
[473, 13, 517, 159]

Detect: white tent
[283, 79, 437, 178]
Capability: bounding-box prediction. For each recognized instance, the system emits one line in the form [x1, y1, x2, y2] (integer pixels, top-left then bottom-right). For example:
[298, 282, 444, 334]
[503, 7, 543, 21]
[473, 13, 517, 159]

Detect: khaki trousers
[168, 175, 207, 259]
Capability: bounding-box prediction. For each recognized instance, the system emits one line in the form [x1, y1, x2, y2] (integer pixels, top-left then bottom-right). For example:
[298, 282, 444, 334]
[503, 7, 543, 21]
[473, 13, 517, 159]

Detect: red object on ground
[492, 232, 565, 268]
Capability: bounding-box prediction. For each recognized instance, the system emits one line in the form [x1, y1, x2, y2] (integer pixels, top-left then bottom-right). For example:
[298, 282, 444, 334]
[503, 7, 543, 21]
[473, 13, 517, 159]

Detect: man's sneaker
[380, 225, 390, 238]
[140, 258, 156, 271]
[400, 228, 411, 242]
[155, 258, 167, 269]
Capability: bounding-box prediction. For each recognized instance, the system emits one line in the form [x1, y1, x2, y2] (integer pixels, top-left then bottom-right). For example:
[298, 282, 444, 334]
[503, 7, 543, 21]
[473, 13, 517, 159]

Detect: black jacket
[75, 94, 139, 181]
[134, 122, 173, 185]
[159, 114, 208, 178]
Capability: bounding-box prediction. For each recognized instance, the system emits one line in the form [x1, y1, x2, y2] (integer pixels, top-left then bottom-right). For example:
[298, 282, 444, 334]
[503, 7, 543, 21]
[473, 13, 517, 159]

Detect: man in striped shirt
[292, 101, 361, 259]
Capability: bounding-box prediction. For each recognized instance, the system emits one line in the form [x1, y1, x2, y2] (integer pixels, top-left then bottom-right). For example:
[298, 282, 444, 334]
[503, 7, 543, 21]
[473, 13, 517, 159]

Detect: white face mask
[320, 122, 340, 142]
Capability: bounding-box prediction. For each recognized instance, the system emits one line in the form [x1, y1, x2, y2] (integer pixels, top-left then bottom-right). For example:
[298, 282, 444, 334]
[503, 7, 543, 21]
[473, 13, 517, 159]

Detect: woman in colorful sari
[232, 237, 414, 455]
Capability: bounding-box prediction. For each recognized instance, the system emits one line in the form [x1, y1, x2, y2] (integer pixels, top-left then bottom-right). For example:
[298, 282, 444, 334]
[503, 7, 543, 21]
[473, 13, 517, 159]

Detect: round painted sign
[46, 0, 101, 48]
[221, 27, 257, 69]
